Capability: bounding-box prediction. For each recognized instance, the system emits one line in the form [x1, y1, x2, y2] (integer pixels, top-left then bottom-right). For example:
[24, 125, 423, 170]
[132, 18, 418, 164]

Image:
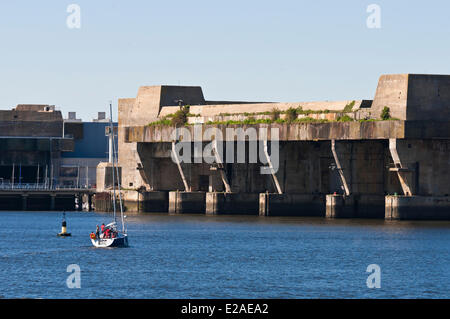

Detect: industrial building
[0, 104, 72, 188]
[60, 111, 117, 188]
[0, 105, 115, 210]
[97, 74, 450, 220]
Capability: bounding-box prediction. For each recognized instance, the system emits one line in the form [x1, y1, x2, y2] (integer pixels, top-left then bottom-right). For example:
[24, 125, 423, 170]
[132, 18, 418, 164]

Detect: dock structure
[0, 187, 95, 211]
[95, 74, 450, 220]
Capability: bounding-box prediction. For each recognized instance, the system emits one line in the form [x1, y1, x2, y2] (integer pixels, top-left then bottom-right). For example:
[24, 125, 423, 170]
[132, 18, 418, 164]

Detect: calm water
[0, 211, 449, 299]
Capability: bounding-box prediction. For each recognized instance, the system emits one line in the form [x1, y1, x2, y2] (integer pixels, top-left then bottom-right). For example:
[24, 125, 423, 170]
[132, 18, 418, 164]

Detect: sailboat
[90, 102, 129, 248]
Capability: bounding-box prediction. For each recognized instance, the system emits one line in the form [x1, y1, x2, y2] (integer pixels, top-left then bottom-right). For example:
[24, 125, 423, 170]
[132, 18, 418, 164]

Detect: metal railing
[0, 182, 95, 191]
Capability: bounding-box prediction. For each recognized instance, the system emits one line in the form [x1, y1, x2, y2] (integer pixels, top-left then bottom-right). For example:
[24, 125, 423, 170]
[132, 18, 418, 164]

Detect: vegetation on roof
[147, 102, 400, 126]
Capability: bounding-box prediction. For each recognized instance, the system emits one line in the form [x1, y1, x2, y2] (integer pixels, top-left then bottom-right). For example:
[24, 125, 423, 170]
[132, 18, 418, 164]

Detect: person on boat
[101, 223, 105, 233]
[104, 227, 111, 238]
[95, 225, 100, 239]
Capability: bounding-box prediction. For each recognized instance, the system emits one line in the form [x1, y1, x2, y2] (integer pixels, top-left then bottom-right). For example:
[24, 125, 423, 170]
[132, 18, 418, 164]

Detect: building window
[60, 166, 78, 177]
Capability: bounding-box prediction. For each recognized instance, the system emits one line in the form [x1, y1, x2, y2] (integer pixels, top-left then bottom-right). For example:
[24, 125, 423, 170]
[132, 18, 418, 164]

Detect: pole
[36, 164, 40, 188]
[44, 165, 48, 189]
[49, 138, 53, 189]
[109, 103, 117, 224]
[109, 132, 113, 164]
[77, 165, 80, 189]
[50, 164, 53, 189]
[110, 102, 125, 232]
[12, 163, 15, 189]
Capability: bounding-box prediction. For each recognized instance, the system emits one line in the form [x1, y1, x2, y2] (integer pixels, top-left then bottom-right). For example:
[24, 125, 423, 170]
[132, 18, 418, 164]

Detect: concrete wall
[118, 98, 145, 190]
[326, 194, 386, 219]
[159, 100, 369, 118]
[127, 121, 409, 143]
[121, 190, 168, 212]
[371, 74, 409, 120]
[131, 140, 394, 196]
[260, 193, 324, 216]
[0, 109, 63, 137]
[116, 136, 450, 218]
[386, 195, 450, 220]
[112, 74, 450, 218]
[169, 191, 206, 214]
[126, 86, 206, 124]
[121, 73, 450, 129]
[371, 74, 450, 121]
[406, 74, 450, 121]
[96, 162, 122, 191]
[393, 139, 450, 196]
[206, 192, 259, 215]
[0, 106, 76, 187]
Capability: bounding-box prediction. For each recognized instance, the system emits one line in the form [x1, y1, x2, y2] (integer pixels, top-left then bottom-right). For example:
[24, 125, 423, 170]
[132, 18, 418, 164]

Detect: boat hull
[91, 235, 128, 248]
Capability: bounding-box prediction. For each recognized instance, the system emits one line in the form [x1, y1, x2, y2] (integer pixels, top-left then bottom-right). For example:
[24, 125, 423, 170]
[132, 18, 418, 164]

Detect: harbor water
[0, 211, 449, 298]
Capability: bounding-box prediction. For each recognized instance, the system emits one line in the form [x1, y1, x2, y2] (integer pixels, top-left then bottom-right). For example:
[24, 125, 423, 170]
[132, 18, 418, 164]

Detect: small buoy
[57, 212, 71, 237]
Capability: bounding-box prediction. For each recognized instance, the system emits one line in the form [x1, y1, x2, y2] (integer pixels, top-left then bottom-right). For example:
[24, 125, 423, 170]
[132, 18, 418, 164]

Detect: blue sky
[0, 0, 449, 121]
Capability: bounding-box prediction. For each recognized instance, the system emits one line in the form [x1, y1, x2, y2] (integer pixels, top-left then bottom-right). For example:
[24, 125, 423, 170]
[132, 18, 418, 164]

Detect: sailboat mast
[109, 102, 125, 233]
[109, 103, 117, 223]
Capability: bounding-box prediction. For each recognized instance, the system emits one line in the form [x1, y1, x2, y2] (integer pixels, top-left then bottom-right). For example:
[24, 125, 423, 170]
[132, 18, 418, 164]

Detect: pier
[0, 184, 95, 211]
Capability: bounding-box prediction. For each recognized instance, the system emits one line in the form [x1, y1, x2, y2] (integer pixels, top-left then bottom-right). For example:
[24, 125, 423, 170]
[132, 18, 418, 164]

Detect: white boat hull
[91, 234, 128, 248]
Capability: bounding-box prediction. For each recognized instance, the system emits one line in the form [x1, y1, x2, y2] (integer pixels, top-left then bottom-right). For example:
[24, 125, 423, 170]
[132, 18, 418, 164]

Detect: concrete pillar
[80, 194, 91, 212]
[168, 191, 178, 214]
[88, 194, 93, 212]
[76, 194, 82, 211]
[325, 194, 355, 218]
[168, 191, 205, 214]
[50, 194, 56, 211]
[259, 193, 269, 216]
[22, 194, 28, 211]
[326, 194, 343, 218]
[205, 192, 219, 215]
